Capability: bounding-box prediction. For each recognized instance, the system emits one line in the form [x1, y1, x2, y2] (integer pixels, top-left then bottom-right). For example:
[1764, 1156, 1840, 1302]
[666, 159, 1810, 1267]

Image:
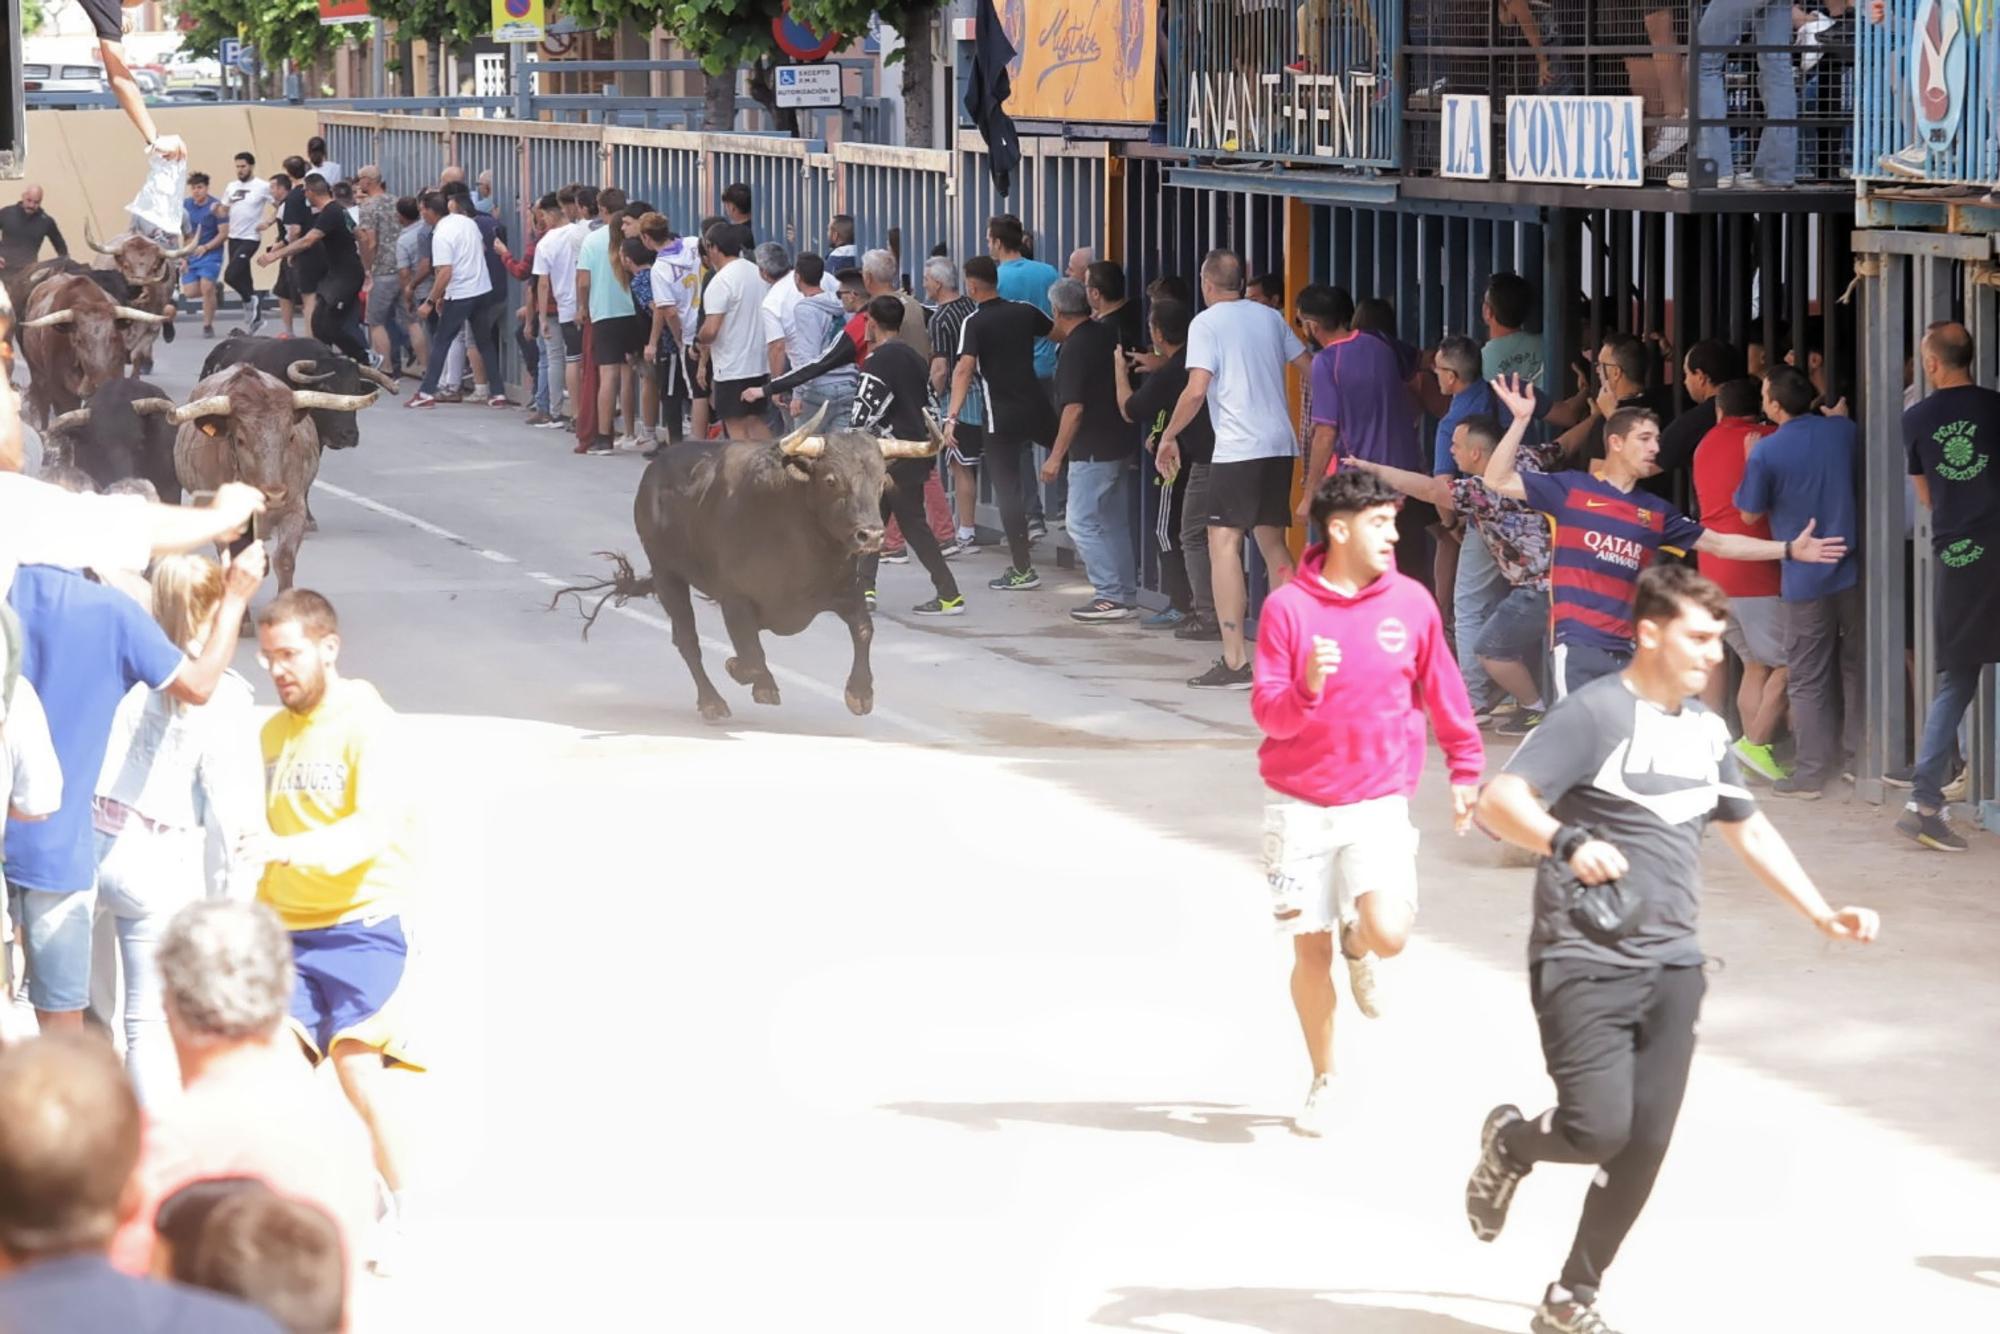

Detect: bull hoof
[305, 515, 319, 534]
[697, 696, 732, 723]
[844, 689, 874, 717]
[752, 683, 782, 707]
[724, 656, 755, 686]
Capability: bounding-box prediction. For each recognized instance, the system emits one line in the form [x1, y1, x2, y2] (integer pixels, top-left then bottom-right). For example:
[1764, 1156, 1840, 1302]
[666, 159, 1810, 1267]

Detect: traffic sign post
[774, 64, 842, 110]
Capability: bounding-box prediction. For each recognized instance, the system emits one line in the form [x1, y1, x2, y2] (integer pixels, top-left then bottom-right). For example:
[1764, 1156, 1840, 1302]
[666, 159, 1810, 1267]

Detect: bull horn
[112, 306, 169, 325]
[777, 401, 831, 457]
[20, 309, 76, 329]
[83, 218, 117, 256]
[356, 362, 398, 392]
[880, 437, 939, 460]
[287, 360, 338, 385]
[44, 408, 90, 434]
[129, 397, 178, 416]
[292, 389, 379, 412]
[156, 236, 199, 260]
[169, 395, 233, 424]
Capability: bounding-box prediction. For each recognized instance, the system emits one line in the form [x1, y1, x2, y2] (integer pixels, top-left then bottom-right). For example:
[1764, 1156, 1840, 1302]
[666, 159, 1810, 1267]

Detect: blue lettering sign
[1442, 94, 1491, 180]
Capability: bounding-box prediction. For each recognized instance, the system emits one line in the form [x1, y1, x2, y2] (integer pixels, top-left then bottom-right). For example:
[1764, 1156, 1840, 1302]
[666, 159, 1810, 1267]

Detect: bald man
[0, 188, 68, 310]
[1067, 246, 1094, 283]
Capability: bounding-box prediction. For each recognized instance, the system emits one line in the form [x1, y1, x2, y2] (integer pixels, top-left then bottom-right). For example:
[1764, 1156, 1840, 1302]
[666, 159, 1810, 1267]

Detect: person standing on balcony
[78, 0, 187, 164]
[1692, 0, 1800, 187]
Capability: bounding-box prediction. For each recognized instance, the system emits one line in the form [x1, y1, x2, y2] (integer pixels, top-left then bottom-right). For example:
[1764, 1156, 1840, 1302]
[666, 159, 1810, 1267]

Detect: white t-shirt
[309, 159, 344, 186]
[760, 278, 808, 373]
[533, 221, 582, 324]
[702, 258, 772, 383]
[0, 474, 153, 602]
[3, 676, 61, 827]
[1185, 298, 1307, 463]
[651, 240, 700, 346]
[430, 213, 491, 302]
[221, 177, 272, 242]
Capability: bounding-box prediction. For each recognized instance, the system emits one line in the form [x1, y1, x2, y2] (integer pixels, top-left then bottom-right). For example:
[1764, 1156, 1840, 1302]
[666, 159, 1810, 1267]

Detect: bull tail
[546, 551, 653, 641]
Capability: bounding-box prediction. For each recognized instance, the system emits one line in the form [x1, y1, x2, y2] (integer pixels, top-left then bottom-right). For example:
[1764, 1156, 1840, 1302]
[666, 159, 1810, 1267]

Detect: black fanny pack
[1552, 824, 1645, 943]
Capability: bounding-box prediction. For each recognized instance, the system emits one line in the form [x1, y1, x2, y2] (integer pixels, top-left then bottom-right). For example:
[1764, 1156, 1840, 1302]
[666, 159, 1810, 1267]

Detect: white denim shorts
[1262, 792, 1420, 935]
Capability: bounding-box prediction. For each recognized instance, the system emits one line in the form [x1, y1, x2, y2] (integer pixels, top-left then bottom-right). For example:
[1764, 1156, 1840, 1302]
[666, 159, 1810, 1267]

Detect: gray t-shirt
[1502, 671, 1756, 968]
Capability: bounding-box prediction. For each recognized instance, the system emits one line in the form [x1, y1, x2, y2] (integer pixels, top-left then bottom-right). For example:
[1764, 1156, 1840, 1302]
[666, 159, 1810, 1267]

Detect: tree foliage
[664, 0, 942, 77]
[22, 0, 48, 36]
[174, 0, 364, 69]
[363, 0, 497, 45]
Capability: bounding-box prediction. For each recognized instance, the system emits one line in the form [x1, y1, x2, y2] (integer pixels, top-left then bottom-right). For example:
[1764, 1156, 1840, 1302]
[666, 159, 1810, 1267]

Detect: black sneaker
[245, 302, 267, 336]
[1465, 1104, 1530, 1242]
[1896, 806, 1968, 852]
[1070, 598, 1135, 623]
[584, 437, 614, 456]
[912, 595, 965, 617]
[1495, 708, 1544, 739]
[1174, 614, 1222, 642]
[880, 548, 910, 565]
[1188, 657, 1252, 690]
[1531, 1287, 1620, 1333]
[1771, 776, 1823, 801]
[988, 567, 1041, 591]
[1882, 766, 1914, 788]
[1027, 518, 1048, 542]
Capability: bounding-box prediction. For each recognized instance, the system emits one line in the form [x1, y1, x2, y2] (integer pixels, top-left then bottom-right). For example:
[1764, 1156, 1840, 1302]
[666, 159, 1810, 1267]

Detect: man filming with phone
[1465, 562, 1879, 1334]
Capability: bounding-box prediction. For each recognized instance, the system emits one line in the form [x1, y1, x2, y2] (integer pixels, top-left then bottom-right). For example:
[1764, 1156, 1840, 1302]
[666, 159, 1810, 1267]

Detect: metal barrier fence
[954, 133, 1114, 276]
[1854, 230, 2000, 828]
[604, 128, 704, 230]
[706, 133, 832, 255]
[837, 143, 952, 286]
[1855, 0, 2000, 186]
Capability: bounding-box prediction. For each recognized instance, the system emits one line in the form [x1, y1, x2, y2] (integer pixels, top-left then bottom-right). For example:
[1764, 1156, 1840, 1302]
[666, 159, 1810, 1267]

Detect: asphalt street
[36, 326, 2000, 1332]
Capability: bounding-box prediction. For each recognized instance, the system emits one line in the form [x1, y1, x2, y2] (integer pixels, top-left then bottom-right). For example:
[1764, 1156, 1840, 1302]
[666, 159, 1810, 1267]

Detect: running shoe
[913, 595, 965, 617]
[1897, 806, 1968, 852]
[1294, 1073, 1335, 1138]
[1531, 1288, 1622, 1334]
[1730, 737, 1788, 783]
[1071, 599, 1135, 623]
[524, 411, 551, 427]
[404, 393, 437, 410]
[1027, 518, 1048, 542]
[641, 443, 665, 461]
[1465, 1104, 1530, 1242]
[202, 326, 215, 339]
[1883, 766, 1915, 788]
[367, 1177, 406, 1277]
[1495, 708, 1545, 739]
[584, 437, 614, 456]
[863, 588, 877, 610]
[489, 395, 512, 409]
[1646, 124, 1688, 165]
[435, 389, 464, 404]
[1174, 614, 1222, 642]
[988, 567, 1041, 591]
[880, 547, 910, 565]
[1340, 923, 1382, 1018]
[245, 302, 267, 336]
[942, 534, 980, 558]
[532, 415, 571, 431]
[1771, 776, 1823, 801]
[1188, 658, 1252, 690]
[1142, 607, 1187, 630]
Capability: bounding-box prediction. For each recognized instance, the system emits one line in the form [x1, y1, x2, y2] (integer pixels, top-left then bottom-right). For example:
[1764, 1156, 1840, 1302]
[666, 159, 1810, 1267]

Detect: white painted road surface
[45, 330, 2000, 1333]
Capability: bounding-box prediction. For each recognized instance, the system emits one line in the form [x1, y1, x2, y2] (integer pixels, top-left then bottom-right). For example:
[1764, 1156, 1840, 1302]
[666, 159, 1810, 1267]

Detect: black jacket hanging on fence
[964, 0, 1021, 198]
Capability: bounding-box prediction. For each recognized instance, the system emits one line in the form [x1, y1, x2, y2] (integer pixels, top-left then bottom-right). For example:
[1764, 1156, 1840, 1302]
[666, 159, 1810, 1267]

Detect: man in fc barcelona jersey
[1482, 375, 1848, 699]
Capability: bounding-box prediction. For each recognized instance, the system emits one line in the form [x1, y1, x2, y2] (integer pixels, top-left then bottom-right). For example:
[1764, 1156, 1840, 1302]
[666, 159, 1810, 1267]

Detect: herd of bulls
[6, 224, 391, 595]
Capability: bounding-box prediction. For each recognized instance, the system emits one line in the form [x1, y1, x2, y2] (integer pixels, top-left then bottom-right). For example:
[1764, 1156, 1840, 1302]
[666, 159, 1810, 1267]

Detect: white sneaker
[1294, 1073, 1336, 1138]
[367, 1179, 407, 1277]
[1342, 924, 1383, 1019]
[1879, 142, 1929, 179]
[1646, 124, 1688, 165]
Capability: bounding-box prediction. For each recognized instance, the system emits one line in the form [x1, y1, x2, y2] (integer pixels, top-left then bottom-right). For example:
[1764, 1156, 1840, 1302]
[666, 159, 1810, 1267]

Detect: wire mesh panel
[1856, 0, 2000, 185]
[375, 118, 450, 193]
[708, 135, 824, 252]
[605, 128, 705, 229]
[835, 143, 952, 284]
[1168, 0, 1400, 167]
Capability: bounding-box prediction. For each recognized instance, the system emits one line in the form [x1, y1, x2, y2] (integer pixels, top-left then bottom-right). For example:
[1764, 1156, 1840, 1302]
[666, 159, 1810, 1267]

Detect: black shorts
[592, 315, 644, 363]
[1205, 456, 1296, 532]
[273, 261, 299, 304]
[81, 0, 123, 40]
[715, 375, 771, 421]
[559, 320, 582, 362]
[947, 422, 985, 466]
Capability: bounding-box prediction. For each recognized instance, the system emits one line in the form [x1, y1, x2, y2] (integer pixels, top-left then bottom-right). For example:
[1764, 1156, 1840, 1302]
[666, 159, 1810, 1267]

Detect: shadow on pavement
[1916, 1255, 2000, 1289]
[883, 1100, 1294, 1145]
[1089, 1286, 1527, 1332]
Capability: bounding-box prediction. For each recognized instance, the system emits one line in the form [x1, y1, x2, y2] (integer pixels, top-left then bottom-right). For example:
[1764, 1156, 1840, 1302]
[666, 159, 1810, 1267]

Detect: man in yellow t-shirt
[237, 588, 418, 1273]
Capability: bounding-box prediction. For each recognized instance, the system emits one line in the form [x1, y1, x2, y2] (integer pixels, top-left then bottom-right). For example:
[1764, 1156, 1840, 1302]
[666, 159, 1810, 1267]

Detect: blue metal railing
[1855, 0, 2000, 186]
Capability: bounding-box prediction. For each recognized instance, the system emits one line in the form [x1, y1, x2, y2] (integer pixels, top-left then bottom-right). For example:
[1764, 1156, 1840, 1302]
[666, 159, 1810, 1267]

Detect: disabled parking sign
[774, 64, 842, 110]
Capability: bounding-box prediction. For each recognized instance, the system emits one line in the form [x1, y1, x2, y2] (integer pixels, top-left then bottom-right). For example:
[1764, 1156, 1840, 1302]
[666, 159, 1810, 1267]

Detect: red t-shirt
[844, 311, 871, 369]
[1691, 415, 1779, 598]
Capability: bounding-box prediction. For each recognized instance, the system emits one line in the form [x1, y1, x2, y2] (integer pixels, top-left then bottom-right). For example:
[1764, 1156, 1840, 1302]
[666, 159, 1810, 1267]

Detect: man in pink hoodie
[1253, 469, 1485, 1137]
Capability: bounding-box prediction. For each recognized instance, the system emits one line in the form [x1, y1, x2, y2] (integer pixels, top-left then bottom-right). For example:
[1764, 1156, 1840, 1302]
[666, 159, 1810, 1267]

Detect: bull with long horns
[17, 273, 169, 433]
[553, 404, 940, 721]
[83, 219, 195, 374]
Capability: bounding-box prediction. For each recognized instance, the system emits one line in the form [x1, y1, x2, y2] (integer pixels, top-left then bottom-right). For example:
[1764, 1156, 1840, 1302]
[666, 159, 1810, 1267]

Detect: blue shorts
[286, 915, 424, 1069]
[5, 880, 95, 1013]
[1475, 584, 1551, 665]
[183, 250, 224, 284]
[1554, 639, 1633, 700]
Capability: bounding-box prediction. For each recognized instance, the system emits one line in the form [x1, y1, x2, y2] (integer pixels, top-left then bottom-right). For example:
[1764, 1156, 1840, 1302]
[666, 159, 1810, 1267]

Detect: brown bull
[18, 274, 168, 435]
[171, 365, 377, 593]
[84, 220, 193, 375]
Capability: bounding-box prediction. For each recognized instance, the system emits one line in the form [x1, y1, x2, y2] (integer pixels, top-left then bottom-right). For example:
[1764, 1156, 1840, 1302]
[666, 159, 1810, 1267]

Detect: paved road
[48, 331, 2000, 1332]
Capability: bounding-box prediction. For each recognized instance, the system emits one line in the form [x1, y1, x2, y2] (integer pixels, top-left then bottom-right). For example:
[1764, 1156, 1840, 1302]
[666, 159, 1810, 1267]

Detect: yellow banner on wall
[492, 0, 545, 43]
[1002, 0, 1159, 125]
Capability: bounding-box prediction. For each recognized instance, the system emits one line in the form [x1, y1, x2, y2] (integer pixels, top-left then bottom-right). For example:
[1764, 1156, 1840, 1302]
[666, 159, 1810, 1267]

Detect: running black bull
[202, 335, 399, 453]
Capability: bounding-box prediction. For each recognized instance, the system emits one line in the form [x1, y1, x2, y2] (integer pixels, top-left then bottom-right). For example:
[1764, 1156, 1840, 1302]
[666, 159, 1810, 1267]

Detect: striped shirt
[927, 295, 984, 426]
[1520, 470, 1705, 651]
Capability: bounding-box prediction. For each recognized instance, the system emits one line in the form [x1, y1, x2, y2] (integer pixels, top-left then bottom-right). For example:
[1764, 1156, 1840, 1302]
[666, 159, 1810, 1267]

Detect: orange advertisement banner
[1002, 0, 1158, 125]
[318, 0, 371, 24]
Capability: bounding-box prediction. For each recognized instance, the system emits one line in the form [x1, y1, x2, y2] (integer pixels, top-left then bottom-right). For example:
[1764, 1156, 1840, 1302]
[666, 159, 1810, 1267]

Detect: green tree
[174, 0, 366, 74]
[22, 0, 48, 36]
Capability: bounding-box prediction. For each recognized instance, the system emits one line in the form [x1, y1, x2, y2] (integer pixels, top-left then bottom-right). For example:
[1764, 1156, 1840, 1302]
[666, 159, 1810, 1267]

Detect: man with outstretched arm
[1465, 562, 1879, 1334]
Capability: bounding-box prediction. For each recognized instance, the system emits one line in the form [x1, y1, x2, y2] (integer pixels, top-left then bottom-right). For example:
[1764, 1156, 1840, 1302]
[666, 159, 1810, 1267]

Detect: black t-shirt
[852, 339, 932, 442]
[1127, 347, 1215, 465]
[1098, 300, 1145, 353]
[310, 202, 361, 280]
[281, 191, 321, 285]
[1905, 383, 2000, 549]
[0, 204, 67, 273]
[1055, 318, 1137, 462]
[1654, 397, 1716, 484]
[958, 296, 1055, 443]
[1502, 671, 1756, 968]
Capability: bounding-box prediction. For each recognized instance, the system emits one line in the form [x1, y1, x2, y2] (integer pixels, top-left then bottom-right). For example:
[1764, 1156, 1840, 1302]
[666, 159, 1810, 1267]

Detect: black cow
[556, 405, 939, 721]
[41, 378, 180, 501]
[201, 336, 396, 452]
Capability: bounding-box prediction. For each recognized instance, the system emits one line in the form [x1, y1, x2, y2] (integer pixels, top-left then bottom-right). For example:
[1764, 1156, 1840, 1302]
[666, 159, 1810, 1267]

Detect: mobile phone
[227, 512, 262, 559]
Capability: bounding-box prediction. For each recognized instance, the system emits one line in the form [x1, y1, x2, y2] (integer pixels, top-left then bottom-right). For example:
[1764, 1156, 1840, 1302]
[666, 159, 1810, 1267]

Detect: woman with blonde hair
[94, 546, 266, 1106]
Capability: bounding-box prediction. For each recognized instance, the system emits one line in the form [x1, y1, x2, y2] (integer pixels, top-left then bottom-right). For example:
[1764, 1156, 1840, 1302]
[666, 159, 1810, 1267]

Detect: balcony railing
[1854, 0, 2000, 187]
[1403, 0, 1859, 189]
